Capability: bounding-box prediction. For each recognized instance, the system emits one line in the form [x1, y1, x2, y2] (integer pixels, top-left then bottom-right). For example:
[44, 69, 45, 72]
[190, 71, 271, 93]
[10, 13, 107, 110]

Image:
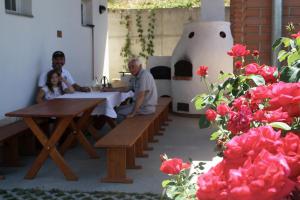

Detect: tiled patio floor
[0, 114, 216, 194]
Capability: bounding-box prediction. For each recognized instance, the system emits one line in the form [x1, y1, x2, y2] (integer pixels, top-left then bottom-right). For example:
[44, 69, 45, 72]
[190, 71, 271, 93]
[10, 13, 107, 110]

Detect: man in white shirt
[38, 51, 90, 92]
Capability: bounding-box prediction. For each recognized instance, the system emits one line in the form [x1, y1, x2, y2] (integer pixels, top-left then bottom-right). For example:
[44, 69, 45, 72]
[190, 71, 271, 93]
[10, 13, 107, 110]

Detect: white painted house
[0, 0, 108, 124]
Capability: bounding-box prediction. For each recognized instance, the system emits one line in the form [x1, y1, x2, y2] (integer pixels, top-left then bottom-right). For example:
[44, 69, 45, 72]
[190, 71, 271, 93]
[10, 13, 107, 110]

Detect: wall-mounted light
[99, 5, 106, 14]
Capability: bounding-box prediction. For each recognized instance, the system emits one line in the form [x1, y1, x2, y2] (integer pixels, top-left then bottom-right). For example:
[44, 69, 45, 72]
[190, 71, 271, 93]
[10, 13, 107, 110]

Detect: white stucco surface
[0, 0, 108, 122]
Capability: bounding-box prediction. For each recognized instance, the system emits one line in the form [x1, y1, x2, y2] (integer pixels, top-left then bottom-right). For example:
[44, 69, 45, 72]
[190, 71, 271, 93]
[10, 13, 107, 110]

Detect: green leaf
[199, 114, 211, 129]
[272, 37, 283, 50]
[289, 67, 300, 82]
[193, 94, 207, 110]
[296, 38, 300, 47]
[269, 122, 291, 130]
[248, 75, 266, 86]
[162, 180, 171, 188]
[287, 52, 300, 66]
[277, 50, 289, 62]
[282, 37, 293, 48]
[210, 131, 221, 141]
[218, 72, 234, 81]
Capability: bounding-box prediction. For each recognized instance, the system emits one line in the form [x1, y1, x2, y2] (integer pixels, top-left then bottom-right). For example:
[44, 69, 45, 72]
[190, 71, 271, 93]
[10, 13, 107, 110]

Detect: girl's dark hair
[46, 69, 64, 94]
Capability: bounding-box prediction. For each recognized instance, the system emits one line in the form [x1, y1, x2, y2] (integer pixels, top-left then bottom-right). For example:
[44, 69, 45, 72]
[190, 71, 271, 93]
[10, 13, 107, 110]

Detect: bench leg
[148, 123, 158, 143]
[102, 148, 133, 183]
[135, 137, 148, 158]
[142, 130, 153, 151]
[126, 147, 142, 169]
[155, 119, 163, 136]
[2, 136, 21, 167]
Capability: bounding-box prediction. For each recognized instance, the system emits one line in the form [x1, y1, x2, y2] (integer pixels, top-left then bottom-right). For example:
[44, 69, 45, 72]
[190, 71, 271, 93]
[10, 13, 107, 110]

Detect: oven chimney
[201, 0, 225, 21]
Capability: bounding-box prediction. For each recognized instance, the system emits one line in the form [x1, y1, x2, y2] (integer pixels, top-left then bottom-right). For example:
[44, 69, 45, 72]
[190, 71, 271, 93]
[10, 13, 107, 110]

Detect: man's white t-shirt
[38, 68, 75, 87]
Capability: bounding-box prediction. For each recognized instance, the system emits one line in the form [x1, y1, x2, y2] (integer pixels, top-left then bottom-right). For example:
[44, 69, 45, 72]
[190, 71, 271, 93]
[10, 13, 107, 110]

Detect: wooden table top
[6, 98, 106, 118]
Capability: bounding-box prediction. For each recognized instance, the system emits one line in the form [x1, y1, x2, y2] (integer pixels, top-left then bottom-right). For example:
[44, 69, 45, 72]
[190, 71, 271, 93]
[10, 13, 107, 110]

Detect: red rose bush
[161, 27, 300, 199]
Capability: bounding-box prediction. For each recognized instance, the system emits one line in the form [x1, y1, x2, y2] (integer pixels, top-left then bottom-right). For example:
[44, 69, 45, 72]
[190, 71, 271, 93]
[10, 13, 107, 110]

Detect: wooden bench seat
[95, 98, 172, 184]
[0, 119, 46, 167]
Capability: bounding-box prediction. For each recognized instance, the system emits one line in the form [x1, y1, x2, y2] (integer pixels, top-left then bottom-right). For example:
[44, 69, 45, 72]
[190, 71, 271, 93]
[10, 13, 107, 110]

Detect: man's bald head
[128, 57, 142, 76]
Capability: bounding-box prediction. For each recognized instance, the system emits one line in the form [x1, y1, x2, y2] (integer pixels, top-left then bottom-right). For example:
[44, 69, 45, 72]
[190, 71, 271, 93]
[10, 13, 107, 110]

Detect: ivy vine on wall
[119, 9, 156, 71]
[120, 12, 134, 70]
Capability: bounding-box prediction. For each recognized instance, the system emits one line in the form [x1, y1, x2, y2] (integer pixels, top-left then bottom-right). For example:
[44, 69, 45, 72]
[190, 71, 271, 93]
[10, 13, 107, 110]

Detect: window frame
[5, 0, 33, 18]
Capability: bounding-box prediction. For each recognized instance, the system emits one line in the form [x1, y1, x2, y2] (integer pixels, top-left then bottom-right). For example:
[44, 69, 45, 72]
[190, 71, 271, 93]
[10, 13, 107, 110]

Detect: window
[81, 0, 92, 26]
[5, 0, 32, 17]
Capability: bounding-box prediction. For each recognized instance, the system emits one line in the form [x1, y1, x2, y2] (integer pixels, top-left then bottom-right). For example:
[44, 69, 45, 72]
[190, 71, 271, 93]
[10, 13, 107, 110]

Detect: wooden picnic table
[5, 98, 105, 181]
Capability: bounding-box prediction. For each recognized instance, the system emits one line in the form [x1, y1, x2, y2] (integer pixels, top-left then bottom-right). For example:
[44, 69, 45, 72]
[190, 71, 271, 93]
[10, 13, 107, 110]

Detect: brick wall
[230, 0, 300, 65]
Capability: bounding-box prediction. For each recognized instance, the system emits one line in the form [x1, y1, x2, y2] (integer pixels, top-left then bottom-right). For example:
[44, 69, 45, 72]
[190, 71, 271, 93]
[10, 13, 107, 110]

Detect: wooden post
[101, 148, 133, 183]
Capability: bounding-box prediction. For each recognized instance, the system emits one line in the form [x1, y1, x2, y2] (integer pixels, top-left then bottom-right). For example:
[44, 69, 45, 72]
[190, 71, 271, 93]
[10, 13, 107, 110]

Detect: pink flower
[197, 150, 294, 200]
[227, 150, 294, 200]
[259, 65, 278, 84]
[217, 103, 230, 116]
[197, 66, 208, 77]
[278, 132, 300, 179]
[206, 109, 217, 121]
[224, 126, 282, 169]
[268, 82, 300, 117]
[160, 158, 190, 175]
[291, 31, 300, 39]
[253, 108, 292, 124]
[197, 161, 228, 200]
[245, 63, 260, 75]
[232, 96, 247, 111]
[234, 61, 243, 69]
[245, 64, 278, 84]
[227, 44, 251, 57]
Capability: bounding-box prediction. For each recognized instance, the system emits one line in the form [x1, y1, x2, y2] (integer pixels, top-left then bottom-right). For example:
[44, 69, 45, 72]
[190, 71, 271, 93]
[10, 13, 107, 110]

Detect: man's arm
[72, 83, 91, 92]
[36, 89, 45, 104]
[101, 86, 130, 92]
[127, 91, 146, 118]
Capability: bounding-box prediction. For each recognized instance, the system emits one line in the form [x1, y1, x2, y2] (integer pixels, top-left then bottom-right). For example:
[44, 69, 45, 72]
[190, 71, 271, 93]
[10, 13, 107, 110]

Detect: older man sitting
[104, 57, 158, 118]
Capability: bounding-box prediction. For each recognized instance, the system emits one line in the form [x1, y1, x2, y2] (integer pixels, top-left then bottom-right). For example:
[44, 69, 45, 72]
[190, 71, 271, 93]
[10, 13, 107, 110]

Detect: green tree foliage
[108, 0, 230, 10]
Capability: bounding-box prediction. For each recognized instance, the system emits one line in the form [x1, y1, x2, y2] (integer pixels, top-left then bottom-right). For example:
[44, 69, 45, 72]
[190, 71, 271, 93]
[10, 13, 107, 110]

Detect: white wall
[0, 0, 108, 123]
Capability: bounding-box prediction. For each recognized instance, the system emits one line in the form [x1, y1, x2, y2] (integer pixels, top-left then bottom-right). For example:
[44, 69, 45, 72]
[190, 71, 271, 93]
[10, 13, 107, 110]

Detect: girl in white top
[36, 69, 74, 103]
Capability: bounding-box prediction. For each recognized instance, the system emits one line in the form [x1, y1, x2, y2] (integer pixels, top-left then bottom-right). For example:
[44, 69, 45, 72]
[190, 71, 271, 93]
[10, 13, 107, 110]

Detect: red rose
[217, 103, 230, 116]
[227, 44, 250, 57]
[253, 108, 292, 124]
[234, 61, 243, 69]
[291, 31, 300, 39]
[197, 66, 208, 77]
[227, 150, 294, 200]
[232, 96, 247, 111]
[206, 109, 217, 121]
[252, 50, 260, 57]
[160, 158, 190, 175]
[197, 150, 294, 200]
[278, 132, 300, 179]
[268, 82, 300, 117]
[224, 126, 282, 165]
[197, 161, 228, 200]
[259, 65, 278, 84]
[227, 106, 252, 135]
[245, 63, 260, 75]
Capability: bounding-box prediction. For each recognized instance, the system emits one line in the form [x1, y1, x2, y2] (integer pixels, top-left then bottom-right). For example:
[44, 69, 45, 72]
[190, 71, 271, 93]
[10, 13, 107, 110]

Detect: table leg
[60, 107, 99, 158]
[70, 121, 99, 159]
[24, 117, 78, 181]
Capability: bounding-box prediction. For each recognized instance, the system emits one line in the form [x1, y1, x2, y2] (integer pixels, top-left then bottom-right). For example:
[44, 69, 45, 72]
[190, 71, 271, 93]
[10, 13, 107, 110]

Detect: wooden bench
[0, 121, 37, 167]
[95, 97, 172, 183]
